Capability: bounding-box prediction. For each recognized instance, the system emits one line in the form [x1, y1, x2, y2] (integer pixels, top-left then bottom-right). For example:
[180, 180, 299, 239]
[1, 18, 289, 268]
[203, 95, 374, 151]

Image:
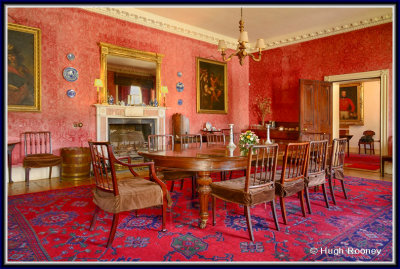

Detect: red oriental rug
[7, 174, 392, 263]
[344, 154, 380, 171]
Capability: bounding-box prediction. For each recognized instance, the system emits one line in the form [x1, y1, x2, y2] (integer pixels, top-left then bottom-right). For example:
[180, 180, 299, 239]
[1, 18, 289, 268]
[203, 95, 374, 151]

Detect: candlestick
[227, 124, 236, 149]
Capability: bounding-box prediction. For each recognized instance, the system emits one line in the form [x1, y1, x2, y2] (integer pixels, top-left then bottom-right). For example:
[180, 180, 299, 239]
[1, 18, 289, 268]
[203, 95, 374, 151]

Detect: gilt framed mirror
[99, 42, 164, 105]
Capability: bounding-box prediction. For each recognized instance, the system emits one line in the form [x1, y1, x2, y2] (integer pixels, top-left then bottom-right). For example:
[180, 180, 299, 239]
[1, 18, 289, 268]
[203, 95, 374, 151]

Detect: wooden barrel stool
[61, 147, 91, 180]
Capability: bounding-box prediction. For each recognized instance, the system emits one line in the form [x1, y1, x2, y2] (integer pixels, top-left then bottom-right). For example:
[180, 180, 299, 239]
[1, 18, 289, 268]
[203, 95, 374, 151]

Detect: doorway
[324, 69, 390, 175]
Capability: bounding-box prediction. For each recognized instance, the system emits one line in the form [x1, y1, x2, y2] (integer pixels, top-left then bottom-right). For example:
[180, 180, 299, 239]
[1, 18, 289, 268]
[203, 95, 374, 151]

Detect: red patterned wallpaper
[249, 22, 393, 133]
[7, 8, 249, 165]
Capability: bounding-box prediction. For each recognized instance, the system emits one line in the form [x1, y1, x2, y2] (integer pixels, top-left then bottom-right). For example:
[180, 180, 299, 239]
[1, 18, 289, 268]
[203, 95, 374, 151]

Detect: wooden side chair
[22, 131, 62, 185]
[304, 140, 330, 214]
[206, 133, 226, 146]
[275, 142, 309, 225]
[148, 135, 197, 198]
[326, 138, 348, 205]
[88, 141, 170, 248]
[180, 134, 203, 148]
[210, 144, 280, 241]
[358, 130, 376, 154]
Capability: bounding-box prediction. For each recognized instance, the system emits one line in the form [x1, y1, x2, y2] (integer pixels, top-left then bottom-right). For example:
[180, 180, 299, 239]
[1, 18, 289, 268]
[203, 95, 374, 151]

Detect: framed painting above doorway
[196, 57, 227, 114]
[339, 83, 364, 125]
[7, 23, 41, 112]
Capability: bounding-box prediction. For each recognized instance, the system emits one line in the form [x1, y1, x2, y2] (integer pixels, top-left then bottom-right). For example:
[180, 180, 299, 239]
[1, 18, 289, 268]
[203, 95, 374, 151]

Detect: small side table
[339, 134, 353, 157]
[8, 142, 20, 183]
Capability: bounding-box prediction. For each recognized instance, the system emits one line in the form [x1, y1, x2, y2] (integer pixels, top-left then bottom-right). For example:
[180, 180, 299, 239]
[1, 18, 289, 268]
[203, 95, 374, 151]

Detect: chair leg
[25, 168, 30, 185]
[212, 196, 216, 226]
[340, 180, 348, 199]
[279, 196, 287, 225]
[162, 197, 167, 231]
[244, 206, 254, 242]
[321, 183, 330, 208]
[170, 181, 175, 192]
[106, 213, 119, 248]
[304, 187, 312, 214]
[299, 190, 306, 217]
[89, 205, 100, 231]
[49, 166, 53, 179]
[328, 174, 337, 205]
[270, 200, 280, 231]
[191, 176, 195, 199]
[180, 179, 184, 190]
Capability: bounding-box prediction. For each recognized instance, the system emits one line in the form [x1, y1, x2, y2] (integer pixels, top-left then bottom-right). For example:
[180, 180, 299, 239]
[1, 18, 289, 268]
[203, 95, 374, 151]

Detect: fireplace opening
[108, 118, 156, 161]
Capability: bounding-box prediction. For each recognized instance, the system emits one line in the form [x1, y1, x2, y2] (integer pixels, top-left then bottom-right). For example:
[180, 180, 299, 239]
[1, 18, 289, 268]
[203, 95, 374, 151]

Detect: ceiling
[134, 6, 392, 47]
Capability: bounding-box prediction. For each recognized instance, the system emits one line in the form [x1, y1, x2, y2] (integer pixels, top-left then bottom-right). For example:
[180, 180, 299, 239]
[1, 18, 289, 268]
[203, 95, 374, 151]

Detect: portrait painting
[339, 82, 364, 125]
[8, 23, 41, 112]
[196, 58, 227, 114]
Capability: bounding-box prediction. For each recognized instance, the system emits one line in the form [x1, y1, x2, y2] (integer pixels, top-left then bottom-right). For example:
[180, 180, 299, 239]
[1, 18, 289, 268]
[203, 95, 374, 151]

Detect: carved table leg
[197, 171, 212, 229]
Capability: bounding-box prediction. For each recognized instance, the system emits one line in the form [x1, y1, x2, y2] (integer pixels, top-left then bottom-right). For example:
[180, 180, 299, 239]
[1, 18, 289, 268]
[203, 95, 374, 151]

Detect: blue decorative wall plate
[176, 82, 184, 92]
[177, 72, 182, 77]
[67, 53, 75, 61]
[66, 89, 76, 98]
[178, 99, 183, 105]
[63, 67, 78, 82]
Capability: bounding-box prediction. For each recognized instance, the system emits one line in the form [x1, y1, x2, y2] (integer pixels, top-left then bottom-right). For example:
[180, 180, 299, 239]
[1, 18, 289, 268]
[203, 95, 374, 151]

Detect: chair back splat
[206, 133, 226, 146]
[180, 134, 202, 148]
[148, 135, 174, 152]
[281, 142, 310, 183]
[24, 131, 53, 155]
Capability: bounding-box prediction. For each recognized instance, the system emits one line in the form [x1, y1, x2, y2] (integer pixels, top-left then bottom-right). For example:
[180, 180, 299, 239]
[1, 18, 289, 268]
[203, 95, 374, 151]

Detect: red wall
[249, 22, 393, 134]
[7, 8, 249, 165]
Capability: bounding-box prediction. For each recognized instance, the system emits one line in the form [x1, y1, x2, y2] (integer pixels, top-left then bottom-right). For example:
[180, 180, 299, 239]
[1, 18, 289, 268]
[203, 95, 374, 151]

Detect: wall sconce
[94, 79, 104, 104]
[161, 86, 168, 107]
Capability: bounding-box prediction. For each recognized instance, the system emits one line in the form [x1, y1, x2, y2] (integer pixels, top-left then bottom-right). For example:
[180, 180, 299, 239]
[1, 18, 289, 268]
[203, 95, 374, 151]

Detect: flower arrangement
[239, 130, 260, 148]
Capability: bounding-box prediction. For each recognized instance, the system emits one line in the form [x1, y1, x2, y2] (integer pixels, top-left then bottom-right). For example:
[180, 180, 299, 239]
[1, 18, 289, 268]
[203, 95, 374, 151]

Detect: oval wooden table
[139, 144, 252, 229]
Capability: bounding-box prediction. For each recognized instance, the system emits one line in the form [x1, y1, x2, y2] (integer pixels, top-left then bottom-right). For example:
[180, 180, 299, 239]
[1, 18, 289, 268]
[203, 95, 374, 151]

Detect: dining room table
[138, 140, 299, 229]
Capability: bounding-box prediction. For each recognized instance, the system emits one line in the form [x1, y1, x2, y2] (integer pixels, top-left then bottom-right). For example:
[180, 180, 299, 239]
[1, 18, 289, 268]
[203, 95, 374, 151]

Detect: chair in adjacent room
[210, 144, 280, 241]
[148, 134, 197, 198]
[88, 141, 170, 248]
[358, 130, 376, 154]
[304, 140, 330, 214]
[22, 131, 63, 185]
[326, 138, 348, 205]
[275, 142, 309, 225]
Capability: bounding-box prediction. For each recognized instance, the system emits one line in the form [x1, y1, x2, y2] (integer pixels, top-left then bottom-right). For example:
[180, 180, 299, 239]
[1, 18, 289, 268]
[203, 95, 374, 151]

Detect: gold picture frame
[196, 57, 227, 114]
[8, 23, 41, 112]
[339, 82, 364, 125]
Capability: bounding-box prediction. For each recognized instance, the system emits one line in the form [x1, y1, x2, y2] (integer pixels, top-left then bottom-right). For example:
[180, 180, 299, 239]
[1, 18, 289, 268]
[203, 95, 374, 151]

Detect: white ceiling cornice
[84, 7, 392, 51]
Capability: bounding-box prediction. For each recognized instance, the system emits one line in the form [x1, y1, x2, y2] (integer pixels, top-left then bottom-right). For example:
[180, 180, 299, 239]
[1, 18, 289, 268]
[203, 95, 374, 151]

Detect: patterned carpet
[7, 174, 392, 263]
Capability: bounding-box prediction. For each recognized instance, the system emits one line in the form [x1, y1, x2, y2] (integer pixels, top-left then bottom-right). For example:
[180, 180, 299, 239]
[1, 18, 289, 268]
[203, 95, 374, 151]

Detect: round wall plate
[66, 89, 76, 98]
[178, 99, 183, 105]
[67, 53, 75, 61]
[63, 67, 78, 82]
[177, 72, 182, 77]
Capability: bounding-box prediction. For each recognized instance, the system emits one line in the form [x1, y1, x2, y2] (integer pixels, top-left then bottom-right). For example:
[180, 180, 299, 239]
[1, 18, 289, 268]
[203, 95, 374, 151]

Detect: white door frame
[324, 69, 389, 155]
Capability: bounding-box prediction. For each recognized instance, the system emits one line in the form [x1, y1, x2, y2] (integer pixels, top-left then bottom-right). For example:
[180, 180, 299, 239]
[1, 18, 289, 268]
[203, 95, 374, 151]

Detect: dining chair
[22, 131, 63, 185]
[88, 141, 170, 248]
[304, 140, 330, 214]
[210, 144, 280, 241]
[148, 134, 197, 198]
[275, 142, 309, 225]
[206, 133, 227, 181]
[326, 138, 348, 205]
[180, 134, 203, 148]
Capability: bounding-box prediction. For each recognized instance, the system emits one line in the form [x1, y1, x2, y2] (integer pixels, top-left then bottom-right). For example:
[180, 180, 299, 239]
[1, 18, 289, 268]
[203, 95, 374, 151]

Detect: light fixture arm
[248, 49, 263, 62]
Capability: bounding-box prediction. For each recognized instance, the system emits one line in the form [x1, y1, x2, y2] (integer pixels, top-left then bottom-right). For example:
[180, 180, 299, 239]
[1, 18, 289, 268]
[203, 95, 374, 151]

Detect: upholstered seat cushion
[93, 177, 172, 214]
[326, 167, 344, 180]
[275, 178, 304, 197]
[23, 154, 62, 168]
[304, 171, 326, 187]
[210, 177, 275, 206]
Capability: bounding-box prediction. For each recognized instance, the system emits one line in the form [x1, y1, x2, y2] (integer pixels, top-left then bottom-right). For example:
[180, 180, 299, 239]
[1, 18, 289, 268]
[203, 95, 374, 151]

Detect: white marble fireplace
[94, 104, 166, 142]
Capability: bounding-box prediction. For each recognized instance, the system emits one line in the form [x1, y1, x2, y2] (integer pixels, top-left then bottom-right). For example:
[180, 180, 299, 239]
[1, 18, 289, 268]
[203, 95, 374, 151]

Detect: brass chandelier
[218, 8, 266, 66]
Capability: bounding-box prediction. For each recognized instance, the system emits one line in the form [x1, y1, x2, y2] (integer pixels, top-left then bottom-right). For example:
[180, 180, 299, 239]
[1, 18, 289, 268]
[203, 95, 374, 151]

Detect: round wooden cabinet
[61, 147, 91, 181]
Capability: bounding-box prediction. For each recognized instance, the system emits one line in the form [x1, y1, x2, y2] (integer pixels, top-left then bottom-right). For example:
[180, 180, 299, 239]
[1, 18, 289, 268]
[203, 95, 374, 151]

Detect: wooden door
[299, 79, 332, 141]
